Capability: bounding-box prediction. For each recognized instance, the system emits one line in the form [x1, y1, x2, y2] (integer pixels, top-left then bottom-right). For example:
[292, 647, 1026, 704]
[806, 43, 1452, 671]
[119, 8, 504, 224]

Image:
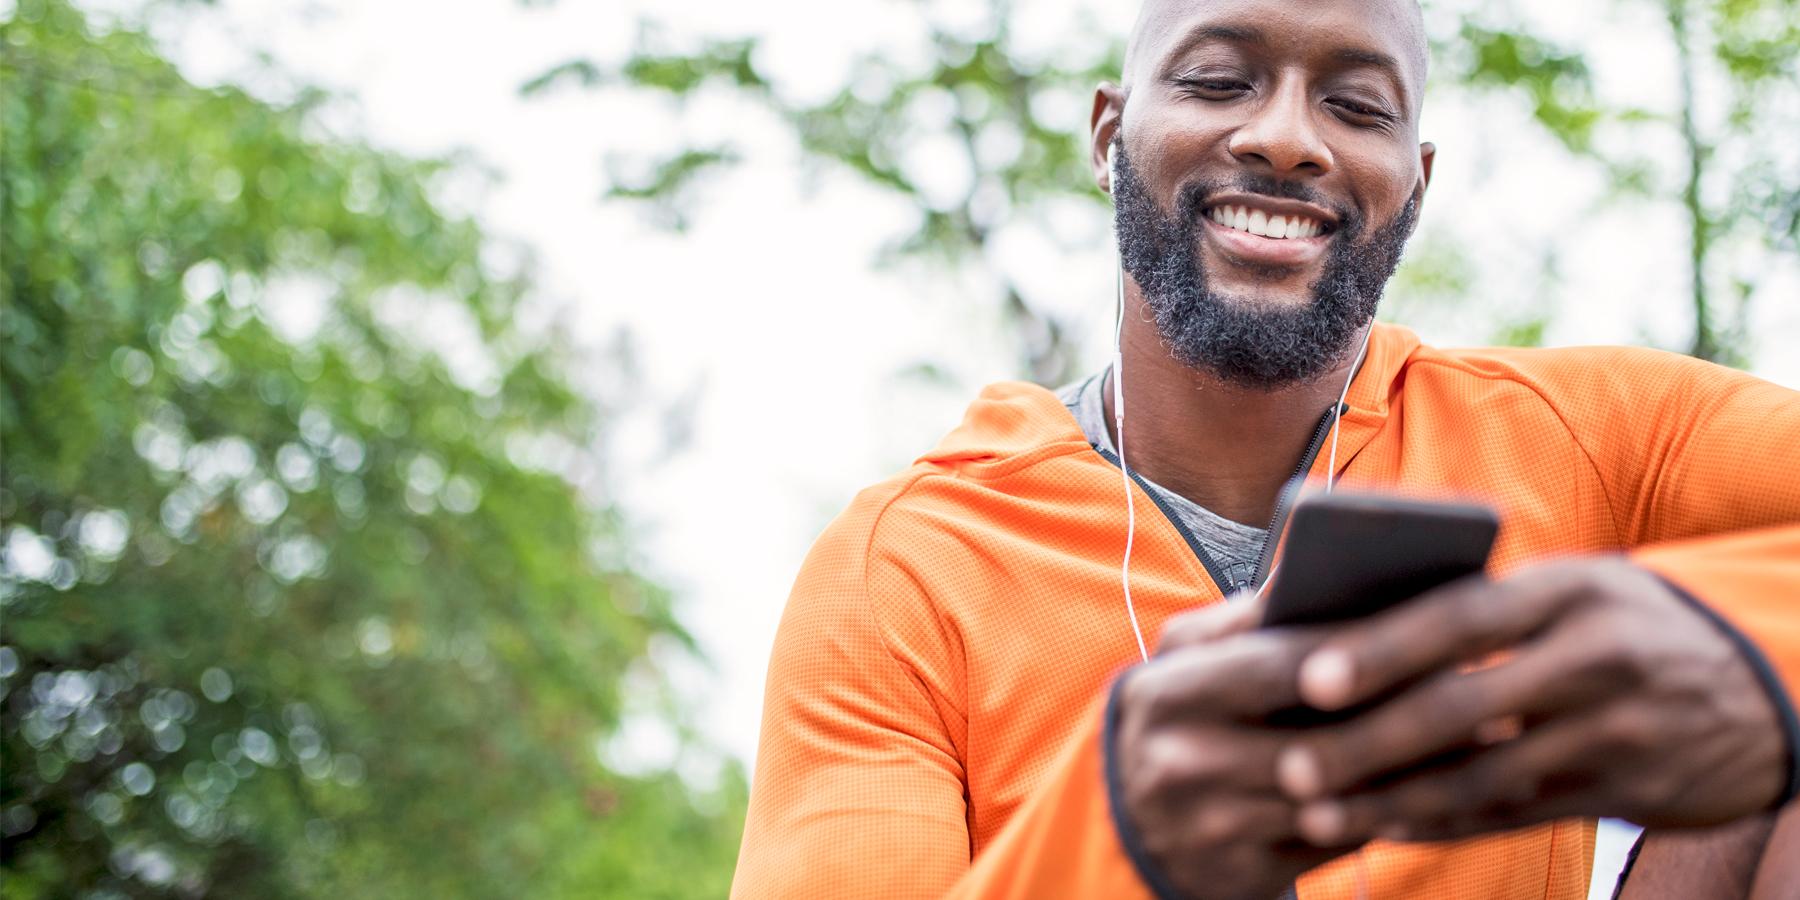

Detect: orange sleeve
[730, 493, 1156, 900]
[1537, 349, 1800, 547]
[1573, 356, 1800, 804]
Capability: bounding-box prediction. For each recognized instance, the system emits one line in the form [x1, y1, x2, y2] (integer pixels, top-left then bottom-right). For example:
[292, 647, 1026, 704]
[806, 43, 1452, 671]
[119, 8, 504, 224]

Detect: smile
[1204, 204, 1328, 240]
[1197, 195, 1339, 269]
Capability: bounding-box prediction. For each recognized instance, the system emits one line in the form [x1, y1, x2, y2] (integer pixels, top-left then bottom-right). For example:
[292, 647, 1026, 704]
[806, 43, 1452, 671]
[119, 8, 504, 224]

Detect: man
[730, 0, 1800, 896]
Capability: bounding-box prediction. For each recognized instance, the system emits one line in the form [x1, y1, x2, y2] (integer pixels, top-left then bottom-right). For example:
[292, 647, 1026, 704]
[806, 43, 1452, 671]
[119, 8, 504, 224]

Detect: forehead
[1127, 0, 1427, 89]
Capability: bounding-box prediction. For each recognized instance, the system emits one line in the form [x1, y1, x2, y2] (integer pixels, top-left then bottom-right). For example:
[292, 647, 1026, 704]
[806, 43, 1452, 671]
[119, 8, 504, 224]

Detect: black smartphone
[1259, 490, 1500, 628]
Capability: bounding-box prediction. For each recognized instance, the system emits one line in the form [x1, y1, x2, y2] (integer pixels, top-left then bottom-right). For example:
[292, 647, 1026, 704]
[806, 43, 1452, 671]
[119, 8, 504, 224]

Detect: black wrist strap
[1651, 571, 1800, 807]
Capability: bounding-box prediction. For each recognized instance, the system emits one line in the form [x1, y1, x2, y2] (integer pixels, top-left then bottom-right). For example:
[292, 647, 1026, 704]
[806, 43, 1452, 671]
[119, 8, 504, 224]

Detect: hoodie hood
[919, 322, 1423, 471]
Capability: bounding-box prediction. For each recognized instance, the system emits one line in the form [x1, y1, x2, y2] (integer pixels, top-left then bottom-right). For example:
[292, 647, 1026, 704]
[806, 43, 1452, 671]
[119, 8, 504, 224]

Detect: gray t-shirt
[1058, 372, 1268, 594]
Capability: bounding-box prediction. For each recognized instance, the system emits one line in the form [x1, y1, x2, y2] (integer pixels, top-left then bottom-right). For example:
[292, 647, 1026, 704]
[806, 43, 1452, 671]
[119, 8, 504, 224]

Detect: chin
[1212, 285, 1317, 310]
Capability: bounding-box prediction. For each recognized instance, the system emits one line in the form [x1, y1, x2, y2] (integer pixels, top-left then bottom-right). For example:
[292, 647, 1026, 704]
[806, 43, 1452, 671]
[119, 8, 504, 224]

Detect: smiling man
[729, 0, 1800, 897]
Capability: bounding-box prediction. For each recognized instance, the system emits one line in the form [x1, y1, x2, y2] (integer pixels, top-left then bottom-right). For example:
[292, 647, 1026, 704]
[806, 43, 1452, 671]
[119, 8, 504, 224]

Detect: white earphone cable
[1325, 324, 1374, 494]
[1108, 146, 1150, 664]
[1114, 269, 1148, 664]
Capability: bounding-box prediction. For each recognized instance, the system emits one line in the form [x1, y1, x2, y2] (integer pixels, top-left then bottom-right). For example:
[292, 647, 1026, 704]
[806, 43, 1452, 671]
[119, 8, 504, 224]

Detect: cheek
[1341, 152, 1419, 221]
[1124, 104, 1235, 191]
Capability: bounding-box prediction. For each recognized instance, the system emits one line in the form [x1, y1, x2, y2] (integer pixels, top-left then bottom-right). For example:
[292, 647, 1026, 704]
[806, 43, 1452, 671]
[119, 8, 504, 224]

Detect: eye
[1172, 74, 1252, 99]
[1328, 97, 1396, 126]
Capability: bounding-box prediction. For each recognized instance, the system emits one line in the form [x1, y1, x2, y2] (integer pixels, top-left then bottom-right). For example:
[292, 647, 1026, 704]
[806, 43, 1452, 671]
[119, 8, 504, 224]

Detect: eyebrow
[1331, 47, 1405, 82]
[1170, 24, 1267, 52]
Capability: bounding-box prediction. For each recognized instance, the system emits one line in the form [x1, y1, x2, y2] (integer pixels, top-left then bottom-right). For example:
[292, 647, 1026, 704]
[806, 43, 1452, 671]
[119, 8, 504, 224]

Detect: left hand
[1268, 557, 1790, 845]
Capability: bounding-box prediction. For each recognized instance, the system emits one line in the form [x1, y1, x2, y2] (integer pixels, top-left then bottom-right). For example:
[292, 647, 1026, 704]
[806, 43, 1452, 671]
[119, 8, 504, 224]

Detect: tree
[522, 9, 1122, 387]
[524, 0, 1797, 371]
[1434, 0, 1799, 363]
[0, 1, 743, 896]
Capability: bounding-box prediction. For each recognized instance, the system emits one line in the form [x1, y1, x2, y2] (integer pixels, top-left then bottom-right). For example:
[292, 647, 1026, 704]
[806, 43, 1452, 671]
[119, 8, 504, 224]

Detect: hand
[1269, 557, 1788, 845]
[1113, 598, 1357, 899]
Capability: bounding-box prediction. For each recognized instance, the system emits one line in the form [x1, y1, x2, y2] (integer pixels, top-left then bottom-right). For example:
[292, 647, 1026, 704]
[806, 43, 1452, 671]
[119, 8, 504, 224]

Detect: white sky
[89, 0, 1799, 893]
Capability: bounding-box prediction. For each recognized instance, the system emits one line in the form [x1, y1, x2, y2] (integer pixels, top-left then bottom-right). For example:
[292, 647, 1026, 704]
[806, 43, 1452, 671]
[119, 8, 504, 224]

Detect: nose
[1226, 77, 1334, 176]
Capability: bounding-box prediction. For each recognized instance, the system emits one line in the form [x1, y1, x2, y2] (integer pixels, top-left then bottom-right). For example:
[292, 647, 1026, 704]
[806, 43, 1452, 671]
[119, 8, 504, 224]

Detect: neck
[1104, 292, 1370, 528]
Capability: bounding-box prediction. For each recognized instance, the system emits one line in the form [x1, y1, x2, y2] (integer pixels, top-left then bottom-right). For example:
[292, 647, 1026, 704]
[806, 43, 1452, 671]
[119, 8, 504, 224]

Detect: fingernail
[1298, 801, 1346, 846]
[1300, 649, 1354, 710]
[1276, 745, 1323, 799]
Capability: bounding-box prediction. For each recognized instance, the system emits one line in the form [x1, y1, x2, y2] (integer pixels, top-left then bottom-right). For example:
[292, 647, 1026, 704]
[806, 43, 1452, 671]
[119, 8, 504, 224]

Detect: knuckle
[1123, 665, 1159, 708]
[1603, 708, 1660, 756]
[1439, 591, 1504, 644]
[1429, 675, 1485, 726]
[1138, 676, 1177, 722]
[1177, 740, 1233, 787]
[1303, 737, 1347, 791]
[1134, 733, 1190, 792]
[1126, 667, 1187, 725]
[1138, 730, 1239, 795]
[1573, 559, 1641, 611]
[1191, 805, 1242, 846]
[1120, 669, 1154, 720]
[1576, 633, 1645, 689]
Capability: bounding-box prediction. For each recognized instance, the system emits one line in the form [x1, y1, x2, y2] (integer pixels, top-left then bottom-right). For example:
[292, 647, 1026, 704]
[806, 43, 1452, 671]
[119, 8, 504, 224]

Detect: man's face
[1096, 0, 1433, 386]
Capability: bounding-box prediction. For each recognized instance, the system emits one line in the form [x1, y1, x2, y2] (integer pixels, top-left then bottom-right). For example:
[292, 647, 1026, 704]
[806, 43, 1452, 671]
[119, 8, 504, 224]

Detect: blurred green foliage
[1, 1, 743, 896]
[530, 0, 1798, 370]
[1445, 0, 1799, 362]
[526, 13, 1123, 385]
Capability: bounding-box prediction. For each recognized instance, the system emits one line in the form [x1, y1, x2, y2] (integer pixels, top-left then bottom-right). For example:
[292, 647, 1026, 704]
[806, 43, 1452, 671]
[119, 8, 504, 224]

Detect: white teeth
[1209, 204, 1322, 240]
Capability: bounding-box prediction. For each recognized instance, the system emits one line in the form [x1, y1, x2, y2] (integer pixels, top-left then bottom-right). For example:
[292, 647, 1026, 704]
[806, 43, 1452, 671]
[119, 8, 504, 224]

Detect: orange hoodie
[732, 323, 1800, 899]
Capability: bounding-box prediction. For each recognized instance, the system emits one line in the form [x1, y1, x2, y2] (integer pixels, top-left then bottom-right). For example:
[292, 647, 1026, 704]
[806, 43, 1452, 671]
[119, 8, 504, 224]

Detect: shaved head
[1123, 0, 1429, 112]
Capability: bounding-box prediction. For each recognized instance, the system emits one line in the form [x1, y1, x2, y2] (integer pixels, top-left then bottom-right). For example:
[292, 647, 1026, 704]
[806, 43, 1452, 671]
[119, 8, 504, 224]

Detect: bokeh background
[2, 0, 1795, 896]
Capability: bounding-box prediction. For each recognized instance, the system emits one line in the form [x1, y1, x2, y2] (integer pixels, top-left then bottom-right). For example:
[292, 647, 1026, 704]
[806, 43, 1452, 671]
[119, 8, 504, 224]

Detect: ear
[1414, 141, 1436, 214]
[1090, 84, 1127, 195]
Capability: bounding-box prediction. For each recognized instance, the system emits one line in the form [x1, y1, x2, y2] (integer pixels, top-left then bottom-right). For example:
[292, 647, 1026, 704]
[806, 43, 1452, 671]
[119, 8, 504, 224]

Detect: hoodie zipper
[1249, 403, 1346, 588]
[1092, 403, 1343, 598]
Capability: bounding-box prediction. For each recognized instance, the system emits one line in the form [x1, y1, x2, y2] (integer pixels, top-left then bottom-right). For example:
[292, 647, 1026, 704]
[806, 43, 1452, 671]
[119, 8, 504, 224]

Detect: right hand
[1114, 598, 1356, 899]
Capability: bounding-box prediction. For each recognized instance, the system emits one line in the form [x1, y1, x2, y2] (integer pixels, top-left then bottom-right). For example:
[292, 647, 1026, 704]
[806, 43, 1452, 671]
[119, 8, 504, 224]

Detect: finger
[1294, 714, 1600, 846]
[1133, 629, 1328, 721]
[1280, 628, 1616, 800]
[1128, 721, 1294, 796]
[1156, 596, 1264, 654]
[1157, 804, 1346, 898]
[1175, 793, 1311, 846]
[1297, 563, 1594, 712]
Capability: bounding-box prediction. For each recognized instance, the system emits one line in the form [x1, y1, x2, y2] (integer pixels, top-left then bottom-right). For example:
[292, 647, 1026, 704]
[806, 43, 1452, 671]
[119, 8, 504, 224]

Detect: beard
[1111, 138, 1418, 389]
